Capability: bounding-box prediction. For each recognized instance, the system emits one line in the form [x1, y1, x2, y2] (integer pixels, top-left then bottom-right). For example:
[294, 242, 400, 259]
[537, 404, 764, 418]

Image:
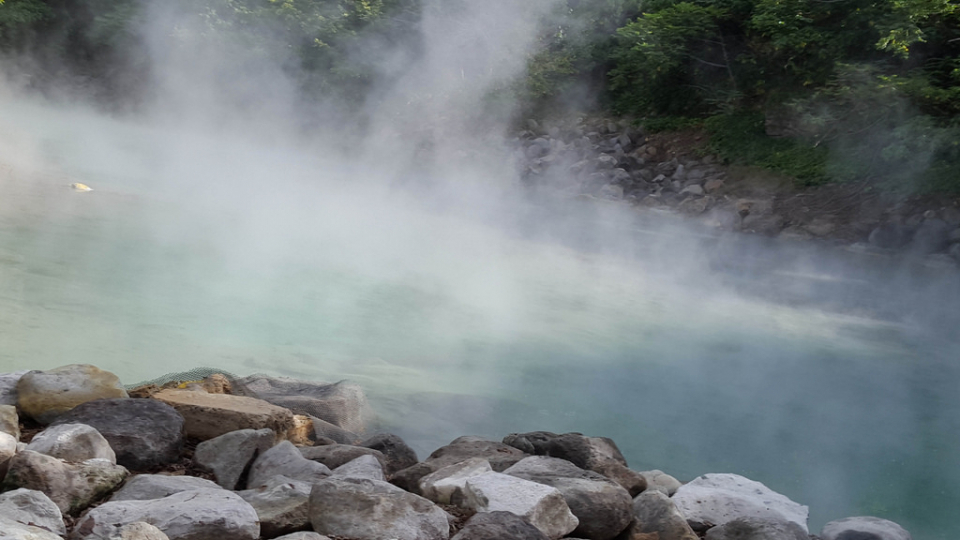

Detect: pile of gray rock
[512, 117, 960, 263]
[513, 119, 728, 215]
[0, 364, 914, 540]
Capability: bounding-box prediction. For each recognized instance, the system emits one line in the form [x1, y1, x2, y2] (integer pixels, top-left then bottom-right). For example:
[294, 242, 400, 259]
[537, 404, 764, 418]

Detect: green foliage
[705, 112, 828, 186]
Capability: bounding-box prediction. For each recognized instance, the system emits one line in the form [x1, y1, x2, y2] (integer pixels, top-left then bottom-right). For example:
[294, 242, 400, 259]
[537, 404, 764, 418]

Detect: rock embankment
[513, 117, 960, 264]
[0, 364, 914, 540]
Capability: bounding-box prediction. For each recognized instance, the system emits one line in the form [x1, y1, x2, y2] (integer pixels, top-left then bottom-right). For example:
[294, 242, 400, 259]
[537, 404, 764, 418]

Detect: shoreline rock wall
[0, 364, 915, 540]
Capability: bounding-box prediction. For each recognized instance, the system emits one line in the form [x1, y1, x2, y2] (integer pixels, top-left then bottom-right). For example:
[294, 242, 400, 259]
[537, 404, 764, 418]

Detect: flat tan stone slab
[152, 389, 294, 441]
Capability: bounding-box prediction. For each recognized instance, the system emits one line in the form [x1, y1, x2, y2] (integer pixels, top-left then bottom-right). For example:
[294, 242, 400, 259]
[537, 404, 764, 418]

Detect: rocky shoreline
[512, 117, 960, 266]
[0, 364, 914, 540]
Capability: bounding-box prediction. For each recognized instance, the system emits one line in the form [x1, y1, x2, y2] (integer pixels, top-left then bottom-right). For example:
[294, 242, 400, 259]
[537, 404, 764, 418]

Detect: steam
[1, 2, 959, 539]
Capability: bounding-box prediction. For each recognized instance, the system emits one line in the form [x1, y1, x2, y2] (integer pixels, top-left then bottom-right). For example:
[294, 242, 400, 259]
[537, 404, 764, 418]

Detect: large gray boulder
[821, 516, 913, 540]
[705, 517, 808, 540]
[17, 365, 128, 424]
[109, 474, 222, 502]
[451, 511, 550, 540]
[619, 489, 698, 540]
[2, 450, 127, 514]
[248, 441, 331, 489]
[0, 488, 66, 536]
[359, 433, 419, 475]
[299, 444, 386, 470]
[671, 473, 809, 532]
[461, 472, 579, 539]
[0, 516, 64, 540]
[50, 398, 185, 471]
[0, 370, 29, 406]
[72, 489, 260, 540]
[332, 454, 384, 481]
[238, 475, 312, 538]
[308, 477, 451, 540]
[502, 432, 645, 496]
[27, 423, 116, 464]
[232, 375, 369, 434]
[420, 457, 493, 504]
[194, 428, 275, 489]
[504, 456, 632, 540]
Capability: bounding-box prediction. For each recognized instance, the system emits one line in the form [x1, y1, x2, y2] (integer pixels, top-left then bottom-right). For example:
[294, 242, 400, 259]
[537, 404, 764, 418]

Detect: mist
[1, 1, 959, 539]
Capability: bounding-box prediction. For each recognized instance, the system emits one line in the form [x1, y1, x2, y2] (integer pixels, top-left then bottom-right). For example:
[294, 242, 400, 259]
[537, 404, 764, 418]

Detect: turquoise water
[1, 99, 958, 538]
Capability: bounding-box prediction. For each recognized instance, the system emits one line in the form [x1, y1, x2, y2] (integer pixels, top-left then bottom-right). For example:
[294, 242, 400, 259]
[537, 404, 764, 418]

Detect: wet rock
[27, 423, 116, 464]
[704, 178, 725, 193]
[0, 516, 64, 540]
[941, 206, 960, 226]
[359, 433, 418, 475]
[110, 474, 222, 502]
[639, 470, 682, 496]
[705, 517, 808, 540]
[619, 489, 698, 540]
[2, 450, 128, 514]
[741, 213, 786, 235]
[505, 456, 632, 540]
[820, 516, 912, 540]
[300, 444, 386, 471]
[0, 488, 66, 536]
[152, 389, 294, 442]
[332, 454, 384, 481]
[309, 477, 451, 540]
[909, 218, 951, 254]
[248, 441, 331, 489]
[73, 489, 260, 540]
[17, 365, 128, 424]
[804, 218, 836, 237]
[672, 473, 809, 532]
[238, 475, 312, 538]
[392, 462, 439, 494]
[678, 197, 710, 215]
[462, 472, 579, 539]
[502, 432, 645, 496]
[50, 398, 184, 472]
[451, 511, 549, 540]
[0, 370, 30, 406]
[1, 404, 20, 439]
[420, 457, 493, 504]
[596, 154, 618, 170]
[194, 428, 275, 489]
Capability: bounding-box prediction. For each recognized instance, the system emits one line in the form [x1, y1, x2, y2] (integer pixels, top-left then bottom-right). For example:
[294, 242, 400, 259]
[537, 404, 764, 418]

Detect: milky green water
[1, 99, 958, 539]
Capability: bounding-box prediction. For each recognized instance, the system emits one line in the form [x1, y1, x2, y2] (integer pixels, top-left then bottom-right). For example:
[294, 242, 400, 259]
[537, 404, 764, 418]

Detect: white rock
[0, 516, 63, 540]
[462, 472, 579, 539]
[27, 423, 117, 464]
[639, 469, 682, 496]
[420, 457, 492, 504]
[821, 516, 912, 540]
[2, 450, 128, 514]
[332, 454, 384, 481]
[110, 474, 223, 502]
[72, 489, 259, 540]
[0, 488, 66, 535]
[94, 521, 171, 540]
[273, 534, 331, 540]
[0, 404, 20, 438]
[248, 441, 330, 489]
[672, 473, 809, 533]
[1, 431, 18, 473]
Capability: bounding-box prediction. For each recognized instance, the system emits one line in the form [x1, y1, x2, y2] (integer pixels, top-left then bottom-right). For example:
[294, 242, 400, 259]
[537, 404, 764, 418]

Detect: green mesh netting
[126, 367, 239, 389]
